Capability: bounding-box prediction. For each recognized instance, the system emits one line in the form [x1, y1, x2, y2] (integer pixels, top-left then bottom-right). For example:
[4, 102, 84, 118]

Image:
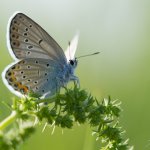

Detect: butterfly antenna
[68, 41, 71, 60]
[77, 52, 100, 59]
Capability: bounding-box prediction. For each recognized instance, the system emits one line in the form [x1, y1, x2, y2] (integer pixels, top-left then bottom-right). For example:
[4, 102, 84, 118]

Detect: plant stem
[0, 111, 18, 130]
[36, 97, 56, 104]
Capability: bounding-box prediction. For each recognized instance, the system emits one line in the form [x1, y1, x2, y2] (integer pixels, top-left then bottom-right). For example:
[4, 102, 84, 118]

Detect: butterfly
[2, 12, 79, 98]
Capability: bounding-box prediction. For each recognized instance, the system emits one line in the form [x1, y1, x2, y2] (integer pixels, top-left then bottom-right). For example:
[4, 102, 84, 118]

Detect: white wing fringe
[65, 32, 79, 62]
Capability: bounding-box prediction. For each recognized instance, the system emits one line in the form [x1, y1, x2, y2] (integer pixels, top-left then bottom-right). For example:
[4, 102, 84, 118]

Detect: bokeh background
[0, 0, 150, 149]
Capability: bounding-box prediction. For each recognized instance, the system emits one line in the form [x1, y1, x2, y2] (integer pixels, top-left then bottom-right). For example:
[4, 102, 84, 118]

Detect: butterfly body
[2, 12, 79, 98]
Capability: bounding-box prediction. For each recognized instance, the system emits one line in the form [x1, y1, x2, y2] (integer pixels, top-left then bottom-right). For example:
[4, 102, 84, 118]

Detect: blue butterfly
[2, 12, 79, 98]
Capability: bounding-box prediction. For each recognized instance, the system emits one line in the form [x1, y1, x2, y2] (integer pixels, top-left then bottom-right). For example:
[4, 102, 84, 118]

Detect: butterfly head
[69, 58, 78, 69]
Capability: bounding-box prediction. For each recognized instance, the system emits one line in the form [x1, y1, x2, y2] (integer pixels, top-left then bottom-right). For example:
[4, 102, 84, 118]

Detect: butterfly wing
[4, 58, 62, 97]
[8, 12, 67, 64]
[65, 33, 79, 62]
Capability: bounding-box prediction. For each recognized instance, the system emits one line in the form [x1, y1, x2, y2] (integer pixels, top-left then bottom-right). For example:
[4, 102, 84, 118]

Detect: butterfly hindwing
[5, 58, 61, 97]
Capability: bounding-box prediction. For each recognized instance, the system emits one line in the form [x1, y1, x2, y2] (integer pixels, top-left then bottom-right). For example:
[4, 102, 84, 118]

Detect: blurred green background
[0, 0, 150, 149]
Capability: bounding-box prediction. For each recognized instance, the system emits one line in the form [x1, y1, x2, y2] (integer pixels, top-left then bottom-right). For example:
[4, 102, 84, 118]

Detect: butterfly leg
[70, 75, 80, 88]
[55, 77, 64, 94]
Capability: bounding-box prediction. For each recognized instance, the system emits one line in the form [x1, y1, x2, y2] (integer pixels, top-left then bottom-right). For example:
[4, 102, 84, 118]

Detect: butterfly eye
[69, 60, 74, 66]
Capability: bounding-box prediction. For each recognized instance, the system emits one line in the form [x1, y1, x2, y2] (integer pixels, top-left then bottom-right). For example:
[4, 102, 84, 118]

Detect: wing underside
[8, 12, 67, 64]
[4, 58, 61, 97]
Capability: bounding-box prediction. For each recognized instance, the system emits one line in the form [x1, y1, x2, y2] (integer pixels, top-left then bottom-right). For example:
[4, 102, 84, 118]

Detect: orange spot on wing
[16, 82, 29, 94]
[7, 71, 29, 94]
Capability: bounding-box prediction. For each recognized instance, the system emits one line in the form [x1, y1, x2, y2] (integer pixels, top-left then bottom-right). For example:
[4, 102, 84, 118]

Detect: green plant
[0, 86, 133, 150]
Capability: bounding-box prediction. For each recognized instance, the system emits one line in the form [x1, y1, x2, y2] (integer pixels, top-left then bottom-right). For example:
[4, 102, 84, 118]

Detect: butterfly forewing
[65, 33, 79, 62]
[9, 12, 67, 63]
